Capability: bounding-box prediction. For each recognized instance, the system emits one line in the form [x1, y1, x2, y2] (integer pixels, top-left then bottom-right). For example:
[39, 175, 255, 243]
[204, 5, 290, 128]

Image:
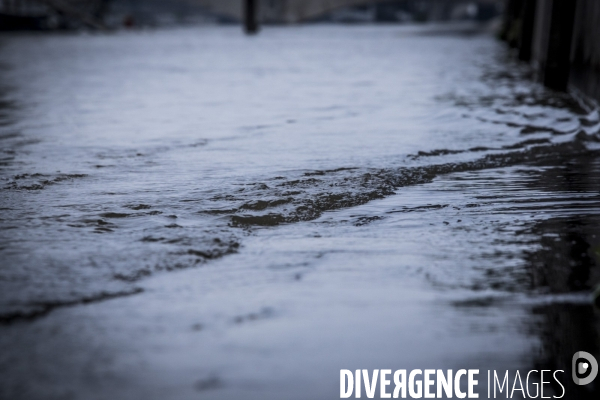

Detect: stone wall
[502, 0, 600, 102]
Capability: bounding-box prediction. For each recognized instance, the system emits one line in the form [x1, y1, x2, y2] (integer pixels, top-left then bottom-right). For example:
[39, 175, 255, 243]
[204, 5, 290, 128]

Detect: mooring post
[244, 0, 259, 35]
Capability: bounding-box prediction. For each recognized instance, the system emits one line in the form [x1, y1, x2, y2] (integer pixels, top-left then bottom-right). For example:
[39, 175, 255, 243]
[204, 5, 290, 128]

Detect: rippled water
[1, 25, 599, 399]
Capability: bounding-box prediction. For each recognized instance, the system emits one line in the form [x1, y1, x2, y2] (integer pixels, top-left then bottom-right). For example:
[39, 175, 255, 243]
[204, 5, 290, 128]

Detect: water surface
[0, 24, 599, 399]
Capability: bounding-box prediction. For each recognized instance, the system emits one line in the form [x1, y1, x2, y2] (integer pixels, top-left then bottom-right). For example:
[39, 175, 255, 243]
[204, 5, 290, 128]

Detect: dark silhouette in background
[244, 0, 259, 34]
[501, 0, 600, 101]
[0, 0, 504, 30]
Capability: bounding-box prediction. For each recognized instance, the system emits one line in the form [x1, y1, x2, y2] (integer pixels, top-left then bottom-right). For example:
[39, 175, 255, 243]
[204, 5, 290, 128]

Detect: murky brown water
[0, 24, 599, 399]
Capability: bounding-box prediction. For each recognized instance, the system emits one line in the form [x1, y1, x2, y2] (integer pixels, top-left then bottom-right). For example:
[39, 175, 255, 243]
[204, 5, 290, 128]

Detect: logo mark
[572, 351, 598, 385]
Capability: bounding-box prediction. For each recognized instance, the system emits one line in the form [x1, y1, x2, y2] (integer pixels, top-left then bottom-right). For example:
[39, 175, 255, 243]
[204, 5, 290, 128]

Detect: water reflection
[526, 217, 600, 293]
[525, 216, 599, 398]
[460, 156, 600, 397]
[532, 303, 599, 399]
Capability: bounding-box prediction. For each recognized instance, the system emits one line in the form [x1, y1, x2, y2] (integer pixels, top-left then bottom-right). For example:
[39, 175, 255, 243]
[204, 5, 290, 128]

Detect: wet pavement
[0, 24, 599, 399]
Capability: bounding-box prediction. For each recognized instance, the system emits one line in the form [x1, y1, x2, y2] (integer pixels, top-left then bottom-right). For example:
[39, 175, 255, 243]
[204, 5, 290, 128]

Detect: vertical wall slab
[543, 0, 577, 90]
[531, 0, 577, 91]
[569, 0, 600, 102]
[517, 0, 536, 61]
[531, 0, 551, 76]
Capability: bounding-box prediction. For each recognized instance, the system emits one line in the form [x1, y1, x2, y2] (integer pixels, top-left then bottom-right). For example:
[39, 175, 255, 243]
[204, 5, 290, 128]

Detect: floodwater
[0, 24, 599, 399]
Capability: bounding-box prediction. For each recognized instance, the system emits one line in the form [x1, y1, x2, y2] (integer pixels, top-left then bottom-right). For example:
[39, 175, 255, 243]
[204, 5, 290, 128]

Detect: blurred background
[0, 0, 504, 29]
[1, 0, 598, 100]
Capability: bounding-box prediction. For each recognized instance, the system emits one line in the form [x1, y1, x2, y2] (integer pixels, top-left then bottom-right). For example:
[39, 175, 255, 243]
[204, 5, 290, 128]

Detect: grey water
[0, 24, 599, 399]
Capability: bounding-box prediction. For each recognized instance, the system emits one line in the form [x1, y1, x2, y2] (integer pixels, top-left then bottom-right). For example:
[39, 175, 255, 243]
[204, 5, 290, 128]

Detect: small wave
[4, 173, 87, 191]
[218, 135, 599, 227]
[0, 288, 143, 325]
